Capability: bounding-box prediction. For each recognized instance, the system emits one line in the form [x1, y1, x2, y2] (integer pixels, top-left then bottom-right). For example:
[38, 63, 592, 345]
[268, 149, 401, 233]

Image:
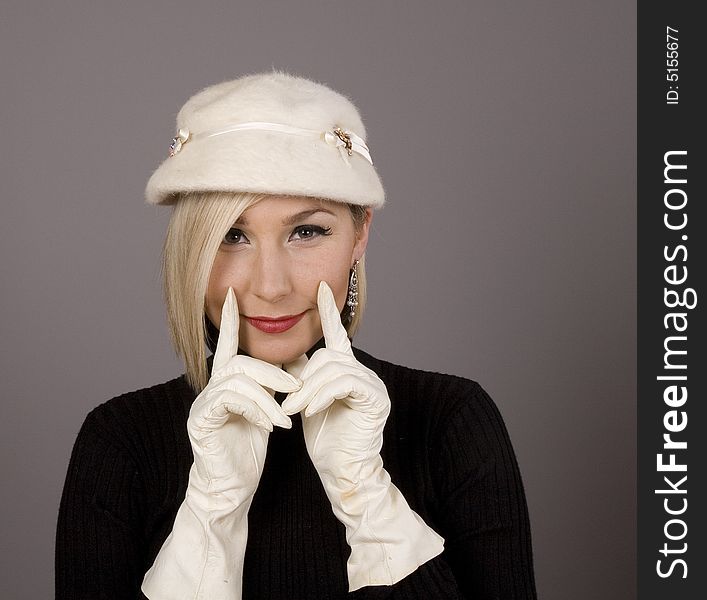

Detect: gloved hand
[282, 281, 445, 592]
[142, 287, 301, 600]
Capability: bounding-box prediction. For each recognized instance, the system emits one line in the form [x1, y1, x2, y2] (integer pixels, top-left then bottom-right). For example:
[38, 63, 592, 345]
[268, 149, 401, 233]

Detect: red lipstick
[245, 311, 307, 334]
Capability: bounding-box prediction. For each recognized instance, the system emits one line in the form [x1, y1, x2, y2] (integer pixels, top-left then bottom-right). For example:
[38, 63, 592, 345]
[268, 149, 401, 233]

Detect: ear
[351, 208, 373, 263]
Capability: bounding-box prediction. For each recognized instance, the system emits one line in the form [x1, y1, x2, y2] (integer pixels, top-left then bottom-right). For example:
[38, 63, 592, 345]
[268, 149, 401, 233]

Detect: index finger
[317, 281, 352, 354]
[213, 287, 240, 372]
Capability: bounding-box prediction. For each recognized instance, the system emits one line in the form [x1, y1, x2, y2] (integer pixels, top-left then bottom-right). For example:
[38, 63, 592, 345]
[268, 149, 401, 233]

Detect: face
[205, 195, 372, 365]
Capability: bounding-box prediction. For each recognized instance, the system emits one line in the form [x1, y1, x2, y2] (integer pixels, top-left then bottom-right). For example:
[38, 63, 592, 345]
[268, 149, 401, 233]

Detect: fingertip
[223, 286, 234, 313]
[276, 380, 302, 395]
[304, 400, 328, 418]
[317, 280, 332, 306]
[280, 401, 297, 416]
[273, 408, 293, 429]
[316, 281, 345, 349]
[286, 374, 303, 389]
[225, 288, 241, 323]
[214, 287, 241, 370]
[255, 418, 273, 432]
[281, 399, 305, 416]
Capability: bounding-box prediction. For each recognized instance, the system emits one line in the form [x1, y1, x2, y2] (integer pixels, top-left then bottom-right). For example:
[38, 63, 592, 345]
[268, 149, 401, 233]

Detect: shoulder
[352, 346, 498, 430]
[77, 374, 195, 457]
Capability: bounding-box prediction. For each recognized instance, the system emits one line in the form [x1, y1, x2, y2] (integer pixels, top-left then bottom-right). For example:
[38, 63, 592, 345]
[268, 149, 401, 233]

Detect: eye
[290, 224, 332, 241]
[222, 228, 248, 245]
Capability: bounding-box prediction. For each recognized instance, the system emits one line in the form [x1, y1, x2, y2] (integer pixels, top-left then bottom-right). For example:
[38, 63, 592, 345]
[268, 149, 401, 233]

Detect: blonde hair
[161, 190, 369, 393]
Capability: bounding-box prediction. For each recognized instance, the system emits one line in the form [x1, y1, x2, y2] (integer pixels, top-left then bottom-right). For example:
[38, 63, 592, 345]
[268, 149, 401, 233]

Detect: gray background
[0, 1, 636, 598]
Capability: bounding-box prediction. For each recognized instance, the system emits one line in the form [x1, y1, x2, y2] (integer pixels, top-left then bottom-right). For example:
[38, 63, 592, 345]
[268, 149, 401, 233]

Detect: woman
[56, 71, 537, 599]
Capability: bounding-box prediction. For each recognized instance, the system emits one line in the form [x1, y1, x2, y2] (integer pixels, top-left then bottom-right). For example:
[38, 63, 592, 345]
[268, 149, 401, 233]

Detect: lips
[245, 311, 307, 334]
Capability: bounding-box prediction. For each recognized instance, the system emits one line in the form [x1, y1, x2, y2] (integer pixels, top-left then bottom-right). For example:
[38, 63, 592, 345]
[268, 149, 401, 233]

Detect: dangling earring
[346, 259, 359, 321]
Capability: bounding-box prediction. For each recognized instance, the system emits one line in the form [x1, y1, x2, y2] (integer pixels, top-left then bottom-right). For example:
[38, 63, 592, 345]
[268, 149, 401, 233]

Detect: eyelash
[222, 225, 333, 246]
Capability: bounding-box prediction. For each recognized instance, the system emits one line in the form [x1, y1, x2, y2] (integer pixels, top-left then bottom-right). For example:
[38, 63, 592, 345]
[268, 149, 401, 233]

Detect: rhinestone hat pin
[169, 128, 191, 157]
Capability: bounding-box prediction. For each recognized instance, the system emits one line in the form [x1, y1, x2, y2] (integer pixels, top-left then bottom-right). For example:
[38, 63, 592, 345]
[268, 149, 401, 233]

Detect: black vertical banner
[638, 3, 705, 599]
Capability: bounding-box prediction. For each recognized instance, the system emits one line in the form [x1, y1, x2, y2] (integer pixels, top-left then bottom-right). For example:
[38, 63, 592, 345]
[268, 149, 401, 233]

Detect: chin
[245, 340, 314, 366]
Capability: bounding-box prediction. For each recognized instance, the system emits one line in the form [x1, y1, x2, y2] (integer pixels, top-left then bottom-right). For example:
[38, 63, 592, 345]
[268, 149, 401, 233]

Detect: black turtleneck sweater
[56, 346, 536, 599]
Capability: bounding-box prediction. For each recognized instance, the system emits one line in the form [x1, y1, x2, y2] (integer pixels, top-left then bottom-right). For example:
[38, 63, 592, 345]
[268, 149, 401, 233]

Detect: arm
[141, 287, 299, 600]
[57, 288, 300, 600]
[56, 411, 148, 599]
[283, 282, 445, 592]
[431, 384, 537, 599]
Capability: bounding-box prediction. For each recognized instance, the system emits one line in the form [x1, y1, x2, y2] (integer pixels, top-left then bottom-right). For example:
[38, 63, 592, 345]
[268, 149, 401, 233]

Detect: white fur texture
[145, 70, 385, 208]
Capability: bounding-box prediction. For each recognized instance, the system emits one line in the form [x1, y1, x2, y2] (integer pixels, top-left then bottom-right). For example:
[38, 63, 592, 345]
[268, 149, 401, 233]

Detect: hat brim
[145, 129, 384, 208]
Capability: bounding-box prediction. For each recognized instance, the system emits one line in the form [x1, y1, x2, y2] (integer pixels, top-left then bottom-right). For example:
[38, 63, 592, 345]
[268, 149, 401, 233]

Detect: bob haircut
[161, 190, 369, 393]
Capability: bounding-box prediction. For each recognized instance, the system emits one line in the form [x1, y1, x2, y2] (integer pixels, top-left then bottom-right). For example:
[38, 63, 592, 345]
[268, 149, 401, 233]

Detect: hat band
[168, 121, 373, 166]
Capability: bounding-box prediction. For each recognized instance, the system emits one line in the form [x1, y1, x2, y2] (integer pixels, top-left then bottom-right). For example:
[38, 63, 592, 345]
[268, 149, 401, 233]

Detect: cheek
[205, 254, 245, 323]
[327, 266, 351, 312]
[299, 250, 352, 312]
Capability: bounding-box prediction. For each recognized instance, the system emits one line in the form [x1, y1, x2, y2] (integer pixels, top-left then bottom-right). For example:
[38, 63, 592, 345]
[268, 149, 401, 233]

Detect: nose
[249, 246, 293, 305]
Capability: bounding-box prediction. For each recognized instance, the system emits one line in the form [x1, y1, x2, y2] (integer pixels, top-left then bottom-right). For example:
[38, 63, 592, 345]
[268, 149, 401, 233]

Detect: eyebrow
[235, 208, 337, 226]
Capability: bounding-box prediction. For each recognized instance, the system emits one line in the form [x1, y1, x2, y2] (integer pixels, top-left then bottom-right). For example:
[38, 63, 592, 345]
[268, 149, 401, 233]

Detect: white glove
[142, 287, 301, 600]
[282, 282, 445, 592]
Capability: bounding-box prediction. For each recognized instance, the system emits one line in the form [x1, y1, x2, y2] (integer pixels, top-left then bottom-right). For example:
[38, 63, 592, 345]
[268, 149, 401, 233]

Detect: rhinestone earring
[346, 259, 360, 320]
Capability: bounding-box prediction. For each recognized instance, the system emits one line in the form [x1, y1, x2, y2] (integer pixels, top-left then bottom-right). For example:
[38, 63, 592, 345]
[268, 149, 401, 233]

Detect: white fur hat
[145, 71, 385, 208]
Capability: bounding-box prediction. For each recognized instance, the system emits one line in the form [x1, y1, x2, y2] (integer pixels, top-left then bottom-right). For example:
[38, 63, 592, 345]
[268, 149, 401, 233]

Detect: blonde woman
[56, 71, 536, 599]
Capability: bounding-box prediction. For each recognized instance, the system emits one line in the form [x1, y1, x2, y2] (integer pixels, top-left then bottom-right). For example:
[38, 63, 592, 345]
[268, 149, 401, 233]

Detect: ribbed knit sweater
[56, 346, 536, 599]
